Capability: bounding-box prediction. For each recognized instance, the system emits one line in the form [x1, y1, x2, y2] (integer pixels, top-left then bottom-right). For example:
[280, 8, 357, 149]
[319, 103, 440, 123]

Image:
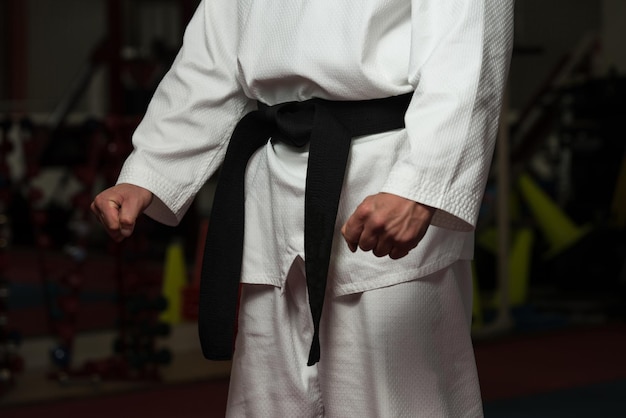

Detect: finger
[372, 239, 393, 258]
[118, 198, 146, 238]
[388, 233, 420, 259]
[118, 207, 135, 238]
[341, 217, 364, 252]
[357, 227, 378, 252]
[346, 238, 358, 253]
[389, 247, 410, 260]
[98, 200, 121, 230]
[90, 201, 106, 223]
[356, 210, 386, 252]
[104, 207, 126, 242]
[91, 196, 123, 240]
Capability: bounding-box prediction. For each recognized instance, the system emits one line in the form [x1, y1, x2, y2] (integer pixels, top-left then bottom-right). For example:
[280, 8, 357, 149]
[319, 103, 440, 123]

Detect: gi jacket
[117, 0, 514, 296]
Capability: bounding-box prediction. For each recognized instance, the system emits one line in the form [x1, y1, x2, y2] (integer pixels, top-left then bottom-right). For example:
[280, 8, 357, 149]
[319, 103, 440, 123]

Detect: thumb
[92, 184, 153, 242]
[117, 197, 145, 238]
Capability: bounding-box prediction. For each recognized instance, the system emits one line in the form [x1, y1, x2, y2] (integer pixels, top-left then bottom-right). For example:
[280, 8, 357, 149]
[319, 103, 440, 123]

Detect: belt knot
[258, 100, 317, 147]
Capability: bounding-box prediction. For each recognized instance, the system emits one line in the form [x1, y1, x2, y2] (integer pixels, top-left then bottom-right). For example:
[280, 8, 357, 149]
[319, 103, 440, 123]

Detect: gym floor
[1, 247, 625, 417]
[1, 322, 625, 417]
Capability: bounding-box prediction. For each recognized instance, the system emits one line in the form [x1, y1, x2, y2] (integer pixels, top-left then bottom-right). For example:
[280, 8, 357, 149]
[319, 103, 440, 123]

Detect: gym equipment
[0, 118, 24, 398]
[159, 239, 187, 324]
[517, 173, 591, 259]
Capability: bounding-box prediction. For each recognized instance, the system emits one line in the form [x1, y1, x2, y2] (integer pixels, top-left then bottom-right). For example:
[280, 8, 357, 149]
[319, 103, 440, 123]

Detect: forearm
[382, 0, 514, 231]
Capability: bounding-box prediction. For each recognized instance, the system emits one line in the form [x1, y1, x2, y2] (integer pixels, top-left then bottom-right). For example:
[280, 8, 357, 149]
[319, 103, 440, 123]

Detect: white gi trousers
[226, 258, 483, 418]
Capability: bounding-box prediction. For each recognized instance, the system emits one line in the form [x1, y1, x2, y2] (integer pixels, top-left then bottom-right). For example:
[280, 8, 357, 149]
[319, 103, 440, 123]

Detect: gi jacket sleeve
[381, 0, 514, 231]
[116, 0, 250, 226]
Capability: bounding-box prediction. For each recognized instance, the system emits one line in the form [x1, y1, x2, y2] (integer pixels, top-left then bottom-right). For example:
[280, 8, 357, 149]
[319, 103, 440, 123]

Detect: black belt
[199, 92, 412, 366]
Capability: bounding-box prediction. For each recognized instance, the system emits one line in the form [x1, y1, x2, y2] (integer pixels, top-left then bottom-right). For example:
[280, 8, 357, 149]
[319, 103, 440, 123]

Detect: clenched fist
[90, 183, 153, 242]
[341, 192, 435, 259]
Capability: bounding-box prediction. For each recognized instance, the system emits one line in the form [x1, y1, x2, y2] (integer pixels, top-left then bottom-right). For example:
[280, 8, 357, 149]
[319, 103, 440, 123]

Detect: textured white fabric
[116, 0, 513, 292]
[114, 3, 512, 414]
[227, 258, 482, 418]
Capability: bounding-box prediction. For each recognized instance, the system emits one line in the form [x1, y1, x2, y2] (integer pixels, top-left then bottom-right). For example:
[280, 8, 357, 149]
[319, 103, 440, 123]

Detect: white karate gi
[116, 0, 514, 416]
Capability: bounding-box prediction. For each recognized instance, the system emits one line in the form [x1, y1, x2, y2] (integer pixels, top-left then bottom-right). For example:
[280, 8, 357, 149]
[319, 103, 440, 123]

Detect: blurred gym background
[1, 1, 625, 417]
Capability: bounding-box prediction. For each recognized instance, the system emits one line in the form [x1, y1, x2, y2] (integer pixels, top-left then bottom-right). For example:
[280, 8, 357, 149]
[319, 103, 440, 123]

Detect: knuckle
[342, 226, 356, 241]
[368, 215, 386, 231]
[93, 195, 103, 207]
[358, 198, 376, 216]
[395, 236, 413, 248]
[395, 231, 420, 247]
